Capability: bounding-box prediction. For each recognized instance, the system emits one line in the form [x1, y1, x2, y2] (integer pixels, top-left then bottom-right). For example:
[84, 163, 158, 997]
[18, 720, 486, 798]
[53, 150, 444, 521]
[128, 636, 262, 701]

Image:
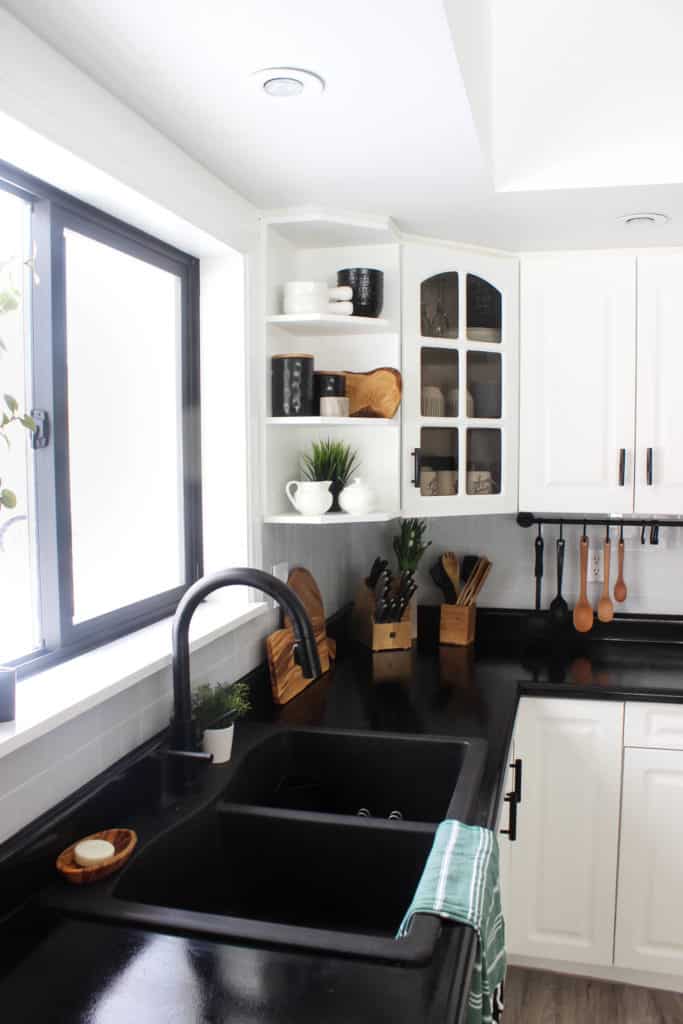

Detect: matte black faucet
[169, 568, 321, 759]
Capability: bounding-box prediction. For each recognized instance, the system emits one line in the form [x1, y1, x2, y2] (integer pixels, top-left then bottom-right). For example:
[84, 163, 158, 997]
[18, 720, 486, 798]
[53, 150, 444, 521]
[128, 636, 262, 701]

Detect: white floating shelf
[267, 314, 391, 335]
[264, 512, 399, 525]
[266, 417, 398, 427]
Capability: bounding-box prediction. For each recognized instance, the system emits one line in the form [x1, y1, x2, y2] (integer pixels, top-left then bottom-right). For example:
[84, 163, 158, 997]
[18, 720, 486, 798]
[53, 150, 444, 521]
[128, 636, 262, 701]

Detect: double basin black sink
[47, 728, 486, 964]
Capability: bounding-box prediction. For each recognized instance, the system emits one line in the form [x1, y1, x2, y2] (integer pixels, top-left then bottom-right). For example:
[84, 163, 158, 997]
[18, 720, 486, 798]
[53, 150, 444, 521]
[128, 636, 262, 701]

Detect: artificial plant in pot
[302, 438, 360, 513]
[192, 681, 252, 764]
[393, 518, 431, 638]
[0, 266, 37, 723]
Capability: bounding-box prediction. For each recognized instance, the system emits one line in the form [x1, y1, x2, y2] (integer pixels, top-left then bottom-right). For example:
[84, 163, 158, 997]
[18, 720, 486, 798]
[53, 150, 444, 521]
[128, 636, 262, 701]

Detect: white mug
[285, 480, 334, 515]
[283, 281, 328, 315]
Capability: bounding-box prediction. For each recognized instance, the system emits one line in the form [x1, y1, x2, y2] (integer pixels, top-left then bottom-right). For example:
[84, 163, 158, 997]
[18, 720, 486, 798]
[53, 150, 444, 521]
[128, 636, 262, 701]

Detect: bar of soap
[74, 838, 115, 867]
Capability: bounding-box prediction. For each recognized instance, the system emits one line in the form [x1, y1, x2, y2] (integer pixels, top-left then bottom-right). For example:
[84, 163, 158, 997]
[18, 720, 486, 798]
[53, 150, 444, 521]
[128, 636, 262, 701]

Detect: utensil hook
[605, 523, 610, 542]
[559, 521, 564, 540]
[582, 522, 587, 539]
[619, 524, 624, 543]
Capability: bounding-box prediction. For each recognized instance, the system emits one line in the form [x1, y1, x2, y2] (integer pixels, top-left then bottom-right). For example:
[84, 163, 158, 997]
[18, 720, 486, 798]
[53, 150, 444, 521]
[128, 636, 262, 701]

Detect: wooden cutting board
[343, 367, 402, 419]
[268, 567, 335, 705]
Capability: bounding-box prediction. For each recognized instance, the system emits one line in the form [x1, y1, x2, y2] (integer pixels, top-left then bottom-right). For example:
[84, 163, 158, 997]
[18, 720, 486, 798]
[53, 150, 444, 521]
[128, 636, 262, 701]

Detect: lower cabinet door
[615, 746, 683, 975]
[506, 698, 623, 966]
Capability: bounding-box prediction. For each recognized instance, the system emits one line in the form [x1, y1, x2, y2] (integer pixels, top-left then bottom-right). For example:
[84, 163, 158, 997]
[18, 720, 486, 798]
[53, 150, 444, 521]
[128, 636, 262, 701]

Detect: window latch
[30, 409, 50, 450]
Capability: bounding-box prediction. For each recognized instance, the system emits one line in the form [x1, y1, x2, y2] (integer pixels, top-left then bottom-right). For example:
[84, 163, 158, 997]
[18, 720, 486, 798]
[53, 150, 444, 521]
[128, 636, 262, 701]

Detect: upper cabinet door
[519, 253, 637, 514]
[635, 252, 683, 515]
[402, 244, 518, 517]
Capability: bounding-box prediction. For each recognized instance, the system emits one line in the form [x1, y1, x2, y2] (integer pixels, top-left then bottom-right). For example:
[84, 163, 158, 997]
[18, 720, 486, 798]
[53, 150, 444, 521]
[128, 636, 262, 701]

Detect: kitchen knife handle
[646, 447, 654, 486]
[618, 448, 626, 486]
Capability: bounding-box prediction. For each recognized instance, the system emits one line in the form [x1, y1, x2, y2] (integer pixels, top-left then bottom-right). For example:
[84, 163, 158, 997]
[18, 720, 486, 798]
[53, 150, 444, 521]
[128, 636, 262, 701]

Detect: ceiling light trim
[251, 67, 325, 97]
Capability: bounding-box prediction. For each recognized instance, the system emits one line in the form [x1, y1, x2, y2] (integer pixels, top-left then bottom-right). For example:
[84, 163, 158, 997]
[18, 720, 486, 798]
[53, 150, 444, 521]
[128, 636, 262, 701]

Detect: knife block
[353, 582, 412, 650]
[440, 604, 476, 647]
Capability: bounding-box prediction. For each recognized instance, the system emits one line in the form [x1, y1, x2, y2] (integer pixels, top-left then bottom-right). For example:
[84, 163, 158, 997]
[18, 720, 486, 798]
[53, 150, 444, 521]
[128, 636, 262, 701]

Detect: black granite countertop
[1, 611, 683, 1024]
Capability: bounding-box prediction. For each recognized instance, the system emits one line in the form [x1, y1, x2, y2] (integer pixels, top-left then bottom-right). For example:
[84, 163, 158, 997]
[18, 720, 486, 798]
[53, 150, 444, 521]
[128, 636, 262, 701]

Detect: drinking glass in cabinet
[466, 275, 501, 343]
[467, 352, 502, 419]
[421, 348, 458, 416]
[421, 272, 458, 338]
[466, 429, 501, 495]
[419, 427, 458, 496]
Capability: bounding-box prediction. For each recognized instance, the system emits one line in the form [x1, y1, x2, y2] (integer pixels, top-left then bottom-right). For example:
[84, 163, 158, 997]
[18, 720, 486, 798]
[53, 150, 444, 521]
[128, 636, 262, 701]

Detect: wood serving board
[343, 367, 402, 419]
[269, 567, 335, 705]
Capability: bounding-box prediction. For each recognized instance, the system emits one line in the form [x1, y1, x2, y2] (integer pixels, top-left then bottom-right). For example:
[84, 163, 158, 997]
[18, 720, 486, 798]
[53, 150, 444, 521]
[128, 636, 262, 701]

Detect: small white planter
[201, 723, 234, 764]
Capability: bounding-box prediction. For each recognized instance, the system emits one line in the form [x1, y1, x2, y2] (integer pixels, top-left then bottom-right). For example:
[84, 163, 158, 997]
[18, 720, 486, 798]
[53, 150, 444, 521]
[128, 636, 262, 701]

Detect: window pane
[419, 427, 458, 496]
[421, 272, 458, 338]
[467, 352, 502, 418]
[0, 189, 40, 662]
[466, 428, 501, 494]
[466, 275, 501, 342]
[421, 347, 459, 417]
[64, 230, 184, 623]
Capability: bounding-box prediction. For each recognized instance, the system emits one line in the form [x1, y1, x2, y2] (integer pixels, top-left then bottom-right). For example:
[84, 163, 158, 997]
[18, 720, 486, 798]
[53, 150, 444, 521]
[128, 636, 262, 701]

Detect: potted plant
[192, 680, 252, 764]
[301, 438, 359, 513]
[393, 518, 431, 638]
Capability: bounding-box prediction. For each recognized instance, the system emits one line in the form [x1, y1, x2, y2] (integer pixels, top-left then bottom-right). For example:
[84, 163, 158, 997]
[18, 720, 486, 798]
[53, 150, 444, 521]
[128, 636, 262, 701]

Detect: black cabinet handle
[510, 758, 523, 804]
[646, 447, 654, 486]
[618, 448, 626, 486]
[501, 793, 517, 842]
[411, 448, 421, 487]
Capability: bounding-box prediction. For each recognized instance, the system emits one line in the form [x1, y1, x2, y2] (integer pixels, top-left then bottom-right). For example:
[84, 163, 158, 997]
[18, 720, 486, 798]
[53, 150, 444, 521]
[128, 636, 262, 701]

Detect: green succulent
[393, 517, 431, 572]
[192, 681, 252, 735]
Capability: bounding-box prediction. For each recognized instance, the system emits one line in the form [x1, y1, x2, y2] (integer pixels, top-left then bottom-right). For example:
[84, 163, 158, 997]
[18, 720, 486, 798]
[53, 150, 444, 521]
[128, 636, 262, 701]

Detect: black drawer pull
[510, 758, 523, 804]
[647, 447, 654, 486]
[501, 793, 517, 842]
[618, 448, 626, 486]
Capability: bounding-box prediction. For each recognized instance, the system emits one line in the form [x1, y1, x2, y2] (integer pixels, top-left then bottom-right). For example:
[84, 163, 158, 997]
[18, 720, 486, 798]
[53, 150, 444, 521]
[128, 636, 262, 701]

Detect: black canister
[337, 268, 384, 318]
[313, 372, 346, 413]
[271, 354, 314, 416]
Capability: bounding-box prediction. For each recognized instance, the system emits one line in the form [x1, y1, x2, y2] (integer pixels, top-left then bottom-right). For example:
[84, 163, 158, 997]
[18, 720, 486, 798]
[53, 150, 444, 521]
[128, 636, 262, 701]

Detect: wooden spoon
[441, 552, 460, 598]
[614, 536, 628, 603]
[597, 538, 614, 623]
[573, 536, 594, 633]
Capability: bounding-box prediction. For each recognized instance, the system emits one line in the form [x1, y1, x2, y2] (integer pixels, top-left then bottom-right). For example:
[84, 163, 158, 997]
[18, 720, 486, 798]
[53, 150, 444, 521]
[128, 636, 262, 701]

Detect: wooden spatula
[441, 552, 460, 597]
[597, 537, 614, 623]
[614, 529, 627, 603]
[573, 536, 594, 633]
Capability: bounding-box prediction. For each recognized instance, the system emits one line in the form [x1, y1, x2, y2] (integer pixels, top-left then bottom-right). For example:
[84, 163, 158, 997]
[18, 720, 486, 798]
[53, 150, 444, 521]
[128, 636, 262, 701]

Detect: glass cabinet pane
[419, 427, 458, 496]
[421, 348, 459, 416]
[467, 352, 502, 419]
[466, 275, 501, 343]
[466, 429, 501, 495]
[421, 272, 458, 338]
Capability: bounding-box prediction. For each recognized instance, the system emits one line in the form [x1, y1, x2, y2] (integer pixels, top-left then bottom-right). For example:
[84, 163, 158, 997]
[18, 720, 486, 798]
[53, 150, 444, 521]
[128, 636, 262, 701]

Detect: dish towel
[397, 820, 506, 1024]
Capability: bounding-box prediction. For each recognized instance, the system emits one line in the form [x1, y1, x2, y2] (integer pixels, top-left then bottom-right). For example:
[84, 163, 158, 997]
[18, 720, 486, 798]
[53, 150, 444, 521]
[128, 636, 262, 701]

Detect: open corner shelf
[264, 512, 399, 526]
[266, 314, 391, 335]
[266, 417, 398, 428]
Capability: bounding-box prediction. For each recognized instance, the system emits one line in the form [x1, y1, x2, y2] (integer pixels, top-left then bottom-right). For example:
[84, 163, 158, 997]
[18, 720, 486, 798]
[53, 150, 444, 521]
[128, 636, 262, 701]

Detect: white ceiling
[6, 0, 683, 250]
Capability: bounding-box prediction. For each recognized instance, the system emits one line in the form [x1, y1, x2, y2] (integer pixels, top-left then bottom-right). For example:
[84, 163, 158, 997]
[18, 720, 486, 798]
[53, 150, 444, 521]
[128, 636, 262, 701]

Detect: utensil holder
[440, 604, 476, 647]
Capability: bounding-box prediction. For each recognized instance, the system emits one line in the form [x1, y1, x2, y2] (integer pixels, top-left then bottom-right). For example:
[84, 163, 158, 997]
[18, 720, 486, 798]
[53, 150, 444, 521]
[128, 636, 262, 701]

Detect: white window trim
[0, 594, 269, 761]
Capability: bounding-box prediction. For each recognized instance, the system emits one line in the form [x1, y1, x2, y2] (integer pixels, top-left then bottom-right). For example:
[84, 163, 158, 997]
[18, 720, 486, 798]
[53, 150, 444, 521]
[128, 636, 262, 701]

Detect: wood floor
[504, 967, 683, 1024]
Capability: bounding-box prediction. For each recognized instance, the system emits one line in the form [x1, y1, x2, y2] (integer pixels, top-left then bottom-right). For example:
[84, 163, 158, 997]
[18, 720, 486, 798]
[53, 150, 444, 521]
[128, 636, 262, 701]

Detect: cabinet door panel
[506, 698, 623, 966]
[635, 253, 683, 514]
[402, 244, 518, 517]
[615, 747, 683, 974]
[519, 253, 636, 513]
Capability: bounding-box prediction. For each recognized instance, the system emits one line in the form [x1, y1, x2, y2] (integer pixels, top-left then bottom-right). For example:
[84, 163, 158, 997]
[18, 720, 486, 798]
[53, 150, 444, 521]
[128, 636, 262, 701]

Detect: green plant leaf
[0, 488, 17, 509]
[4, 393, 19, 414]
[21, 414, 36, 431]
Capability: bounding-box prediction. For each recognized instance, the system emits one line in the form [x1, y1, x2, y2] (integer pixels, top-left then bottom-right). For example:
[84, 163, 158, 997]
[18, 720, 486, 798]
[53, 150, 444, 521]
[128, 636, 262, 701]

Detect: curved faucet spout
[171, 568, 321, 754]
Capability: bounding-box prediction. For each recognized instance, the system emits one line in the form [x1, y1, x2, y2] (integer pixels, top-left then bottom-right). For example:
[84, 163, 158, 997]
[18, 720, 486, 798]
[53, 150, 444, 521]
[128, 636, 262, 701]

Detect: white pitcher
[285, 480, 334, 515]
[338, 477, 372, 515]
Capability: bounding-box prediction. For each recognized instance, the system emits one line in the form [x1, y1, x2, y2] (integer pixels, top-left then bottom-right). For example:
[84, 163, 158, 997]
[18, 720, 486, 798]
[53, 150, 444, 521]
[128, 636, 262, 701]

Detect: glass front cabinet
[402, 244, 519, 515]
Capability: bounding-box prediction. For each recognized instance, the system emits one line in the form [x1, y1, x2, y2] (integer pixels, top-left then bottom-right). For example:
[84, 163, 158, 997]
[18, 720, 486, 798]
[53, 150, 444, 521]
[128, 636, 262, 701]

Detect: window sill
[0, 595, 268, 761]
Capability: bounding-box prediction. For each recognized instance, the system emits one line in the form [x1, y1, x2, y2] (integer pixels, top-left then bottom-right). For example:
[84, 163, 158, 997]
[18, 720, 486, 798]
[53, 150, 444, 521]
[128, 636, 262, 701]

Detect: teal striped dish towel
[397, 820, 506, 1024]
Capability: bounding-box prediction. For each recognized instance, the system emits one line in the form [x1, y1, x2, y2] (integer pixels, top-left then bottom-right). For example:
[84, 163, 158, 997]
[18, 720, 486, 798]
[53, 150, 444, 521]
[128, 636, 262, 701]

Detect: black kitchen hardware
[618, 447, 626, 486]
[313, 372, 346, 414]
[411, 447, 421, 486]
[549, 531, 569, 626]
[337, 267, 384, 318]
[647, 446, 654, 486]
[510, 759, 523, 804]
[534, 524, 544, 611]
[500, 793, 517, 842]
[641, 524, 648, 545]
[518, 512, 683, 532]
[271, 354, 314, 417]
[29, 408, 49, 450]
[650, 524, 660, 545]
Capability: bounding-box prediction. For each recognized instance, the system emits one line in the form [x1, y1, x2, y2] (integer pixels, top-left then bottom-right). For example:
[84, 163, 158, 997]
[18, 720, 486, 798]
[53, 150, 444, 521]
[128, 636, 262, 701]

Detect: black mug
[337, 268, 384, 318]
[271, 354, 314, 416]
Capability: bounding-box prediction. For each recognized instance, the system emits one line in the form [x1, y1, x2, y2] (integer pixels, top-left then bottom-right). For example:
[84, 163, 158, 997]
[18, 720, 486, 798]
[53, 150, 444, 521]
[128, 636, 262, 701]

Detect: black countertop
[2, 617, 683, 1024]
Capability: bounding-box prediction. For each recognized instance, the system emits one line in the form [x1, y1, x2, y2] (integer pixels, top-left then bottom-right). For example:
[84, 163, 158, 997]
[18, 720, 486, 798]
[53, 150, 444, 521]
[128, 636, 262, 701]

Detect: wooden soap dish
[56, 828, 137, 885]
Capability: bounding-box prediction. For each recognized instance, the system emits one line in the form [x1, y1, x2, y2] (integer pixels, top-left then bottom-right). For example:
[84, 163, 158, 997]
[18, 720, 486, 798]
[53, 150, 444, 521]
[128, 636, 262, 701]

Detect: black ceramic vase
[337, 268, 384, 318]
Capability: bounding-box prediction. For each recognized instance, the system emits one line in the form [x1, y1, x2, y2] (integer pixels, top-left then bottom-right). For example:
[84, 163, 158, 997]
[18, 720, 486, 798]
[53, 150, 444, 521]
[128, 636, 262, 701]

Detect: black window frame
[0, 158, 202, 677]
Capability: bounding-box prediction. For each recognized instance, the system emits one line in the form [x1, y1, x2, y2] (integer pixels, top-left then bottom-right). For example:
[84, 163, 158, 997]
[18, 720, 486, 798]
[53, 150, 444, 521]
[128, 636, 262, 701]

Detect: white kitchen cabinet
[615, 746, 683, 975]
[402, 243, 518, 516]
[519, 252, 637, 514]
[635, 252, 683, 514]
[505, 698, 623, 966]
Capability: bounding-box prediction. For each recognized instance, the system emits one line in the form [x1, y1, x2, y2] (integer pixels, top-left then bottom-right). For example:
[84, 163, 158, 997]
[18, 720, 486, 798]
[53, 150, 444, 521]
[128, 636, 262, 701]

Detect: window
[0, 160, 201, 672]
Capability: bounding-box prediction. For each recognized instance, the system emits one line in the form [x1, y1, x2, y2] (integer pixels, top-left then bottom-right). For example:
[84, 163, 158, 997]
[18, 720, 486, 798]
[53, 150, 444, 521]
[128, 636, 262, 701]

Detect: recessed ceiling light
[618, 212, 670, 226]
[252, 67, 325, 97]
